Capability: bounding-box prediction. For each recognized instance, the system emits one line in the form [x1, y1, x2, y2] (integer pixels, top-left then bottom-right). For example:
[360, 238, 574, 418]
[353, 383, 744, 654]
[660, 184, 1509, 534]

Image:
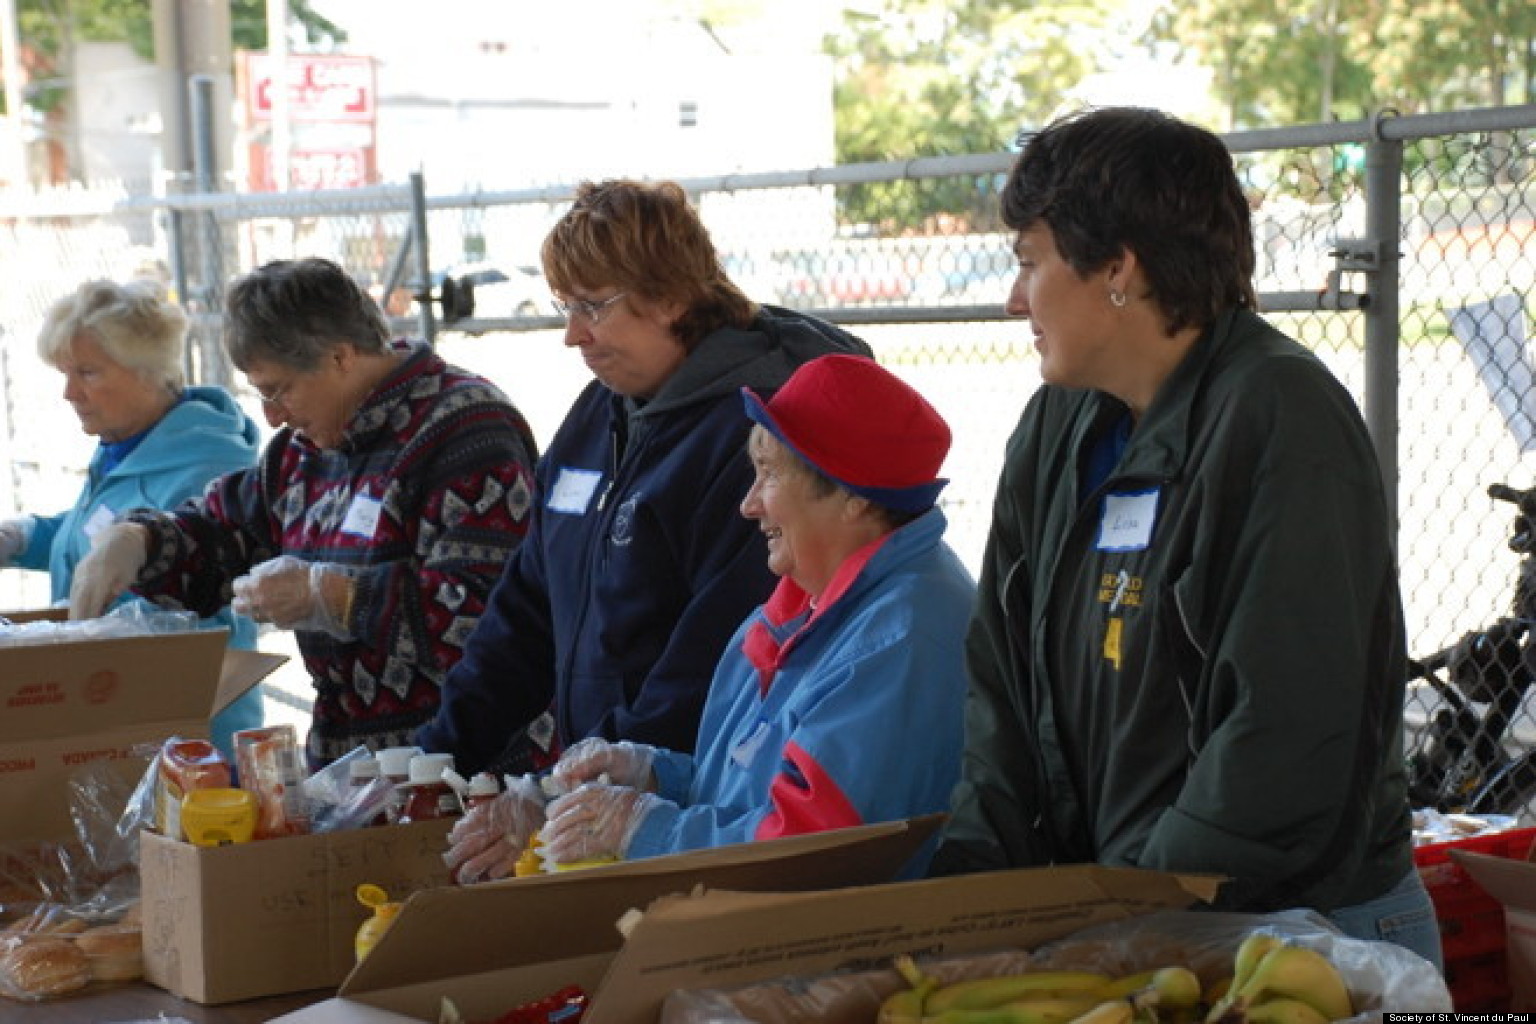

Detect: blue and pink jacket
[631, 507, 974, 876]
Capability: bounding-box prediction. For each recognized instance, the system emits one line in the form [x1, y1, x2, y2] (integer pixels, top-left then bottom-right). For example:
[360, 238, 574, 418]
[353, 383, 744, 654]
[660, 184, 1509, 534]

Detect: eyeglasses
[252, 376, 299, 409]
[553, 292, 627, 326]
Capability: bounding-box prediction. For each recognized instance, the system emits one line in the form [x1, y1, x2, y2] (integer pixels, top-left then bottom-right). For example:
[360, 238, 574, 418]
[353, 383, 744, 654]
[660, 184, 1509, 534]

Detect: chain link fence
[2, 105, 1534, 817]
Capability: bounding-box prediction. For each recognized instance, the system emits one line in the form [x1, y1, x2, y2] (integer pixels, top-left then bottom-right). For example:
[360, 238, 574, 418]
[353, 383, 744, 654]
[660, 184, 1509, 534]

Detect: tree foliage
[10, 0, 344, 114]
[825, 0, 1118, 230]
[1148, 0, 1536, 128]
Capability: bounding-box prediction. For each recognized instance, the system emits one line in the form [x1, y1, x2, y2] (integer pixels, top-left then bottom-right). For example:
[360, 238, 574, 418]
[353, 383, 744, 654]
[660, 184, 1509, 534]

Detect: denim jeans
[1326, 868, 1444, 972]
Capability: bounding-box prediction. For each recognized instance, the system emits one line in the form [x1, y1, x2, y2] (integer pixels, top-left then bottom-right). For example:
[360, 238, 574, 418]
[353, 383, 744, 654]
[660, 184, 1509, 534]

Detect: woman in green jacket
[930, 107, 1441, 969]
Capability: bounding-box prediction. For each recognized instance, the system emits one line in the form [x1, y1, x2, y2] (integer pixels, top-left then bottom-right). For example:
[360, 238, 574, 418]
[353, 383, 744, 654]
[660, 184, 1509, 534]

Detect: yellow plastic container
[516, 831, 619, 875]
[354, 884, 402, 962]
[179, 787, 258, 847]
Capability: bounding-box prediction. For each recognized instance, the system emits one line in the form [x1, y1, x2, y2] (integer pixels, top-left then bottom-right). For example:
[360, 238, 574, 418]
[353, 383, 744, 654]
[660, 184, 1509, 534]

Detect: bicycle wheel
[1468, 753, 1536, 824]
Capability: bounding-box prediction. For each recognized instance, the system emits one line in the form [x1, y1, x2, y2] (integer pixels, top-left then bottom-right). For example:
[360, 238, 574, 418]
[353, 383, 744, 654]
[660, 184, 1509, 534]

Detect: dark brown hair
[1004, 107, 1257, 334]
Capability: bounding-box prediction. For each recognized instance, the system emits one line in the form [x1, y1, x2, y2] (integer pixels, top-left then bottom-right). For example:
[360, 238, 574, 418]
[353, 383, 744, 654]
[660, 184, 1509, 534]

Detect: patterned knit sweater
[128, 343, 538, 764]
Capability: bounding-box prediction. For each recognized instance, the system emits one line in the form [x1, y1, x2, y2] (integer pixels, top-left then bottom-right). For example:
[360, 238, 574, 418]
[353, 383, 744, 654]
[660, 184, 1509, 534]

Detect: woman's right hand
[68, 523, 149, 620]
[0, 518, 30, 567]
[443, 773, 546, 885]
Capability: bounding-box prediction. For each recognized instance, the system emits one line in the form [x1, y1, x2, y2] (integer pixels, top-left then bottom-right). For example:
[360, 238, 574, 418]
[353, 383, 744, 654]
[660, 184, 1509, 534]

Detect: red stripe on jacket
[755, 739, 864, 840]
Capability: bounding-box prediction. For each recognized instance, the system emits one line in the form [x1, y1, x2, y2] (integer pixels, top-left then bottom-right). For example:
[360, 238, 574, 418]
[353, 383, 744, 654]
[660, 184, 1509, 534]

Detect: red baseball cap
[741, 354, 950, 513]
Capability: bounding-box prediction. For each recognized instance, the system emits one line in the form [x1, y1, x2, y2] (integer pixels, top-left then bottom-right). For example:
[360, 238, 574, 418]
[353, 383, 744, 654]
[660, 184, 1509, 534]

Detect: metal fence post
[409, 171, 436, 345]
[189, 73, 232, 388]
[1363, 111, 1404, 531]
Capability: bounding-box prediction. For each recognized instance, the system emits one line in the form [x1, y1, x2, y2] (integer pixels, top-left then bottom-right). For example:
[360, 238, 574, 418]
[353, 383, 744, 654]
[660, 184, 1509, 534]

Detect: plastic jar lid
[407, 752, 455, 786]
[349, 756, 380, 782]
[375, 746, 422, 778]
[466, 772, 500, 799]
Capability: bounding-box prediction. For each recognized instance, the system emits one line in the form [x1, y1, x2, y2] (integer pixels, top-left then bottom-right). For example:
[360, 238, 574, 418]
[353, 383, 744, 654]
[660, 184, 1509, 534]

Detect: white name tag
[340, 494, 383, 539]
[1097, 489, 1159, 552]
[548, 467, 603, 515]
[82, 504, 117, 541]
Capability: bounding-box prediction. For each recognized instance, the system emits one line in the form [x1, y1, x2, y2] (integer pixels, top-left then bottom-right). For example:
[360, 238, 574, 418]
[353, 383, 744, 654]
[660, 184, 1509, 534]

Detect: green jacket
[934, 308, 1413, 912]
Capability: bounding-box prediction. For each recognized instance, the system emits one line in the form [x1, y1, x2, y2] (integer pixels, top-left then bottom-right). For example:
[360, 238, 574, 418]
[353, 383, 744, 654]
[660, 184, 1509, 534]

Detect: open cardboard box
[141, 817, 457, 1004]
[149, 813, 940, 1008]
[276, 831, 1218, 1024]
[0, 607, 285, 844]
[1452, 841, 1536, 1011]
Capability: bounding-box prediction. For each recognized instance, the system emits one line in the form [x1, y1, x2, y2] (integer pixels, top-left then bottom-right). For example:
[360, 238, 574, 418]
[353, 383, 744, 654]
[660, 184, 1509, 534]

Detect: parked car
[438, 262, 551, 320]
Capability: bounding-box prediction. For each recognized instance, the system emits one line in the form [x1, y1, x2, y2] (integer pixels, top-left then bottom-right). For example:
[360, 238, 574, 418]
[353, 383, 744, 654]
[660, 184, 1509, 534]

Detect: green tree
[826, 0, 1118, 230]
[1148, 0, 1536, 127]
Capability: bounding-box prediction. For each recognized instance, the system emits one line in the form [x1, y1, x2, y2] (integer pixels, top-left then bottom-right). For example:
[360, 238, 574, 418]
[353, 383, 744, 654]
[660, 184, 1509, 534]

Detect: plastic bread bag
[661, 908, 1451, 1024]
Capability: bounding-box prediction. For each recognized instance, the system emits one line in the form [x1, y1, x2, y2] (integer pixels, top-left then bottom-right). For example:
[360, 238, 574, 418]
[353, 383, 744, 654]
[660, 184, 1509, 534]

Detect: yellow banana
[1242, 997, 1331, 1024]
[921, 995, 1103, 1024]
[1063, 999, 1136, 1024]
[1096, 970, 1157, 999]
[880, 955, 939, 1024]
[1233, 945, 1353, 1022]
[1130, 966, 1203, 1011]
[1207, 933, 1284, 1022]
[1232, 933, 1284, 992]
[926, 971, 1113, 1013]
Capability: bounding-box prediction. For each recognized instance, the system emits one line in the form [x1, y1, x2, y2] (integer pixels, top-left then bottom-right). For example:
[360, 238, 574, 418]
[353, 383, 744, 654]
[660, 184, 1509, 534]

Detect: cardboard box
[141, 818, 457, 1004]
[276, 832, 1217, 1024]
[0, 614, 285, 844]
[1453, 842, 1536, 1011]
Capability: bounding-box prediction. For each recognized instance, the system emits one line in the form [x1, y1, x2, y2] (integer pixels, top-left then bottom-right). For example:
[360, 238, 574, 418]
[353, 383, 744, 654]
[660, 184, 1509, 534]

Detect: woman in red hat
[468, 354, 974, 880]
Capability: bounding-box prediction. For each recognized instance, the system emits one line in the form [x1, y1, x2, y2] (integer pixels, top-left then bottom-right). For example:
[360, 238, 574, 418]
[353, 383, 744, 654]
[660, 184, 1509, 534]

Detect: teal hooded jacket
[15, 385, 263, 753]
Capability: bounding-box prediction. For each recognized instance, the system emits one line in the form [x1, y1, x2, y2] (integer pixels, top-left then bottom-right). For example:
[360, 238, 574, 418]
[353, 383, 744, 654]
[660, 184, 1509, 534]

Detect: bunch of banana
[1204, 933, 1354, 1024]
[877, 956, 1204, 1024]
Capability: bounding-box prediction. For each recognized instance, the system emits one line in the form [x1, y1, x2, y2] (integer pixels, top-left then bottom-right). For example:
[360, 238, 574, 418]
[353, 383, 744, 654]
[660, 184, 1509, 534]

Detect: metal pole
[1362, 111, 1404, 532]
[190, 74, 231, 387]
[409, 171, 436, 344]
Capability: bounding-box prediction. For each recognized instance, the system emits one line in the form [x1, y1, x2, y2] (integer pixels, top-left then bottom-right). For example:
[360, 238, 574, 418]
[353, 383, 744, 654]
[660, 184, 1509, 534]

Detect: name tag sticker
[1097, 489, 1159, 552]
[340, 494, 383, 539]
[82, 504, 117, 541]
[548, 467, 603, 515]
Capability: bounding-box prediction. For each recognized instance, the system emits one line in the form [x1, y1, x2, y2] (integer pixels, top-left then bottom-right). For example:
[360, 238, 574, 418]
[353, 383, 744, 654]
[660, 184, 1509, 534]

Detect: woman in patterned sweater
[70, 257, 539, 765]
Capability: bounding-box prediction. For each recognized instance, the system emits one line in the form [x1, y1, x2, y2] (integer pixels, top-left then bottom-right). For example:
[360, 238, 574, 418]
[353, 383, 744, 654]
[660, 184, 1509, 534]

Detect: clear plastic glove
[443, 773, 546, 885]
[231, 556, 355, 639]
[0, 517, 31, 567]
[540, 783, 664, 865]
[68, 523, 149, 620]
[551, 738, 657, 795]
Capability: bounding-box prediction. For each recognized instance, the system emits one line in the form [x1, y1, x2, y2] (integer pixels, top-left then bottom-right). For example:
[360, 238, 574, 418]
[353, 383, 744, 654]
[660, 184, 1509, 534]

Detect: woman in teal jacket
[0, 278, 263, 758]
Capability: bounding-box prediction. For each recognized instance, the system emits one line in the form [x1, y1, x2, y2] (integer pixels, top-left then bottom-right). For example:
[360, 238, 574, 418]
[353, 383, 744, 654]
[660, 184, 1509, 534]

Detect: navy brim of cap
[739, 387, 947, 515]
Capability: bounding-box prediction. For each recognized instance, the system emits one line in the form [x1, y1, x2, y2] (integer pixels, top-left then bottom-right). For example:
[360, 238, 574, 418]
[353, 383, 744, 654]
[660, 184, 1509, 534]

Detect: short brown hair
[223, 257, 390, 371]
[541, 179, 756, 349]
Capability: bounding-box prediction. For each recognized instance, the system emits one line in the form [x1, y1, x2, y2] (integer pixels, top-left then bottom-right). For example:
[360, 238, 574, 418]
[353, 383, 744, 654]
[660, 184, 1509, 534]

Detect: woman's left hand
[541, 783, 662, 864]
[231, 555, 354, 638]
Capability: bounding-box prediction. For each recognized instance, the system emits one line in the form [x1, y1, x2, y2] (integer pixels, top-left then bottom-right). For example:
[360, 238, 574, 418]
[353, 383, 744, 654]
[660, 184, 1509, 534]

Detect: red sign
[244, 54, 376, 124]
[248, 143, 374, 192]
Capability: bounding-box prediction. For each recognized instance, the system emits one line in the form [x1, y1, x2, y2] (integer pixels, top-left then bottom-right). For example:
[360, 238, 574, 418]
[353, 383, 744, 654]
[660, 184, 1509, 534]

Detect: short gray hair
[223, 258, 390, 371]
[36, 278, 187, 390]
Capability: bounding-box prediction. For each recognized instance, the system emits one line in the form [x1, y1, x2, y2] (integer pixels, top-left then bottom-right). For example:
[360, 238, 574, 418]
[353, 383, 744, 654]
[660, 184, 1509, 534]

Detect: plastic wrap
[0, 604, 198, 647]
[304, 746, 400, 833]
[660, 908, 1451, 1024]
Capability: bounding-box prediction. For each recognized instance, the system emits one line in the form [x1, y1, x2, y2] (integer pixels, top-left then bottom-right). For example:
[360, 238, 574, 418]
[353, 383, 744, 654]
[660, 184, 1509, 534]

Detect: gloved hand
[551, 738, 657, 795]
[68, 523, 149, 620]
[443, 773, 546, 885]
[0, 517, 31, 567]
[231, 556, 355, 639]
[540, 783, 664, 865]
